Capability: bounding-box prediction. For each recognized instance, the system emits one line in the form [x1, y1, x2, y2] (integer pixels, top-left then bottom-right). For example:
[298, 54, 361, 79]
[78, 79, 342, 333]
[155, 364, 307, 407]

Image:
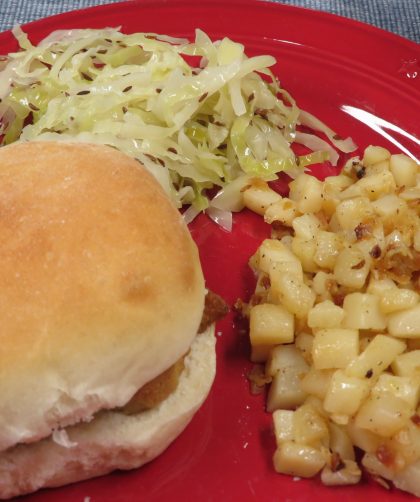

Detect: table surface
[0, 0, 419, 43]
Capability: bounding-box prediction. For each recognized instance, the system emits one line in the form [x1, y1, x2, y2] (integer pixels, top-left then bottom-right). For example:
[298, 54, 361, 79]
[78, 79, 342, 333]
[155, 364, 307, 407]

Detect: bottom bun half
[0, 327, 216, 500]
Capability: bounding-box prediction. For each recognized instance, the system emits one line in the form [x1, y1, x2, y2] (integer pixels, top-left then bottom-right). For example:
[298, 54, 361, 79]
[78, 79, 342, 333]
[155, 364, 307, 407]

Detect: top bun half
[0, 141, 205, 452]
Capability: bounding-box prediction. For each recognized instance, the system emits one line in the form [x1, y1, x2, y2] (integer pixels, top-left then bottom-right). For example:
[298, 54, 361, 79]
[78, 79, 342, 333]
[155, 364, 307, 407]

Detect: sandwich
[0, 141, 226, 499]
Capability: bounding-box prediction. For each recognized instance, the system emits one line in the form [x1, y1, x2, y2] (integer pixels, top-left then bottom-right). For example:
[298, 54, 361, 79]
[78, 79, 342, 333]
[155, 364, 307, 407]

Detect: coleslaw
[0, 26, 356, 229]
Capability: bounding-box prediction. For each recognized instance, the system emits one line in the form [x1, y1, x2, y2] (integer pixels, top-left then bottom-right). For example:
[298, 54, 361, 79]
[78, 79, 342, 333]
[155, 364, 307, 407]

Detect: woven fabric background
[0, 0, 419, 42]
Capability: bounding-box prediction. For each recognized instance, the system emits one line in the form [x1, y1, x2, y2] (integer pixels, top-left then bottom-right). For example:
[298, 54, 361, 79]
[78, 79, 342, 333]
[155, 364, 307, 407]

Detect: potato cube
[300, 368, 334, 400]
[308, 300, 344, 329]
[392, 350, 420, 377]
[372, 373, 420, 409]
[346, 419, 382, 453]
[312, 271, 335, 301]
[270, 272, 315, 319]
[363, 145, 391, 166]
[323, 370, 371, 416]
[312, 329, 359, 370]
[387, 304, 420, 338]
[314, 231, 344, 270]
[243, 181, 281, 215]
[322, 175, 353, 217]
[289, 173, 324, 213]
[293, 403, 329, 446]
[266, 345, 308, 377]
[371, 194, 407, 220]
[354, 170, 396, 201]
[250, 303, 294, 347]
[355, 393, 412, 437]
[264, 197, 299, 226]
[342, 293, 387, 330]
[346, 334, 406, 379]
[367, 277, 397, 296]
[389, 154, 418, 188]
[379, 288, 419, 314]
[255, 239, 301, 276]
[292, 213, 323, 240]
[273, 409, 295, 445]
[333, 248, 371, 289]
[335, 197, 374, 231]
[273, 441, 326, 478]
[267, 365, 308, 411]
[291, 236, 318, 273]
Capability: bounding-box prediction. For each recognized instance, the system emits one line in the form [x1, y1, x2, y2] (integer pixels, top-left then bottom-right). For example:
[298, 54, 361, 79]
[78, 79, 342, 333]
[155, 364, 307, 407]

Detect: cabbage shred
[0, 26, 355, 226]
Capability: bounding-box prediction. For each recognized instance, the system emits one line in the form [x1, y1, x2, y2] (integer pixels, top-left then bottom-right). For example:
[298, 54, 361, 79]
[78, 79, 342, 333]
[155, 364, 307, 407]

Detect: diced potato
[379, 288, 419, 314]
[372, 194, 408, 221]
[355, 393, 412, 437]
[324, 370, 371, 417]
[389, 154, 418, 188]
[308, 300, 344, 329]
[328, 423, 355, 461]
[291, 236, 318, 273]
[243, 181, 281, 215]
[264, 197, 299, 226]
[366, 277, 397, 296]
[293, 403, 329, 446]
[342, 293, 387, 330]
[270, 272, 315, 319]
[267, 364, 308, 411]
[265, 345, 308, 377]
[312, 329, 359, 370]
[273, 409, 295, 445]
[324, 174, 354, 192]
[254, 239, 301, 276]
[333, 247, 371, 289]
[335, 197, 374, 231]
[387, 304, 420, 338]
[322, 175, 353, 217]
[289, 173, 324, 213]
[363, 145, 391, 166]
[273, 441, 326, 478]
[372, 373, 420, 408]
[292, 213, 323, 240]
[366, 159, 391, 175]
[346, 335, 406, 379]
[295, 332, 314, 363]
[314, 231, 344, 269]
[300, 368, 334, 400]
[353, 170, 396, 201]
[346, 419, 382, 453]
[249, 303, 294, 346]
[304, 395, 329, 418]
[392, 350, 420, 377]
[269, 262, 304, 288]
[312, 271, 335, 301]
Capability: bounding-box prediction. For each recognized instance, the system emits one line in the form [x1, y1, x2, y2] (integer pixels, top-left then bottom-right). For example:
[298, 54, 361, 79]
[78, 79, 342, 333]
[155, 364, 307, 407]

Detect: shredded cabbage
[0, 26, 356, 222]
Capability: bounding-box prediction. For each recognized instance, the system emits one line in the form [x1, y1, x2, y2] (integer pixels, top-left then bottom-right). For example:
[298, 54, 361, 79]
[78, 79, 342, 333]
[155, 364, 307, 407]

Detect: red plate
[1, 1, 419, 500]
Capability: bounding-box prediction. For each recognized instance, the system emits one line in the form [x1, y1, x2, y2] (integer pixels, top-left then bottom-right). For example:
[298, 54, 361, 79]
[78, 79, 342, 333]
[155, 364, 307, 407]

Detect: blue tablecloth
[0, 0, 419, 43]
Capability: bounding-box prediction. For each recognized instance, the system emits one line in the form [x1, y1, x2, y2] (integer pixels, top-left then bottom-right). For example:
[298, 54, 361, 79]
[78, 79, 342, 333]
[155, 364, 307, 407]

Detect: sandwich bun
[0, 141, 216, 498]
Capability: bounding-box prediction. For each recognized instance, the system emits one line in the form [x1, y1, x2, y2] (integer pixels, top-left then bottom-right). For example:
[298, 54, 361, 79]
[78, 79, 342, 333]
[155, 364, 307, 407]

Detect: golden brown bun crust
[0, 141, 205, 452]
